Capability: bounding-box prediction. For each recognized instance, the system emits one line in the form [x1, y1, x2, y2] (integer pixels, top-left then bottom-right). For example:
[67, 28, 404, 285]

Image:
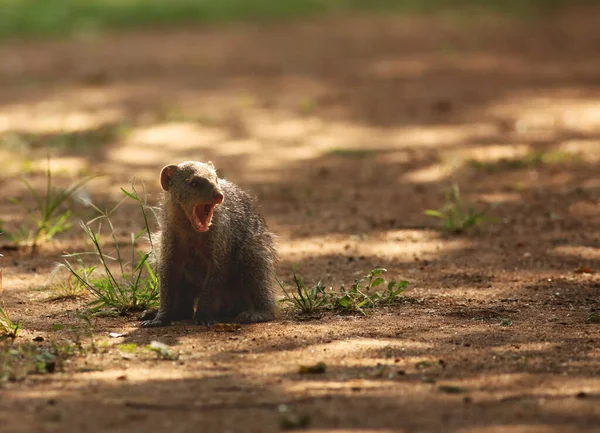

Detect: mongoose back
[141, 160, 277, 327]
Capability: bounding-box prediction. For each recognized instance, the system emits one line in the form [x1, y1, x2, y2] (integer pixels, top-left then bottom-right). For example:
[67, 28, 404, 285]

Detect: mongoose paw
[139, 309, 158, 321]
[234, 310, 273, 324]
[194, 317, 217, 327]
[140, 315, 171, 328]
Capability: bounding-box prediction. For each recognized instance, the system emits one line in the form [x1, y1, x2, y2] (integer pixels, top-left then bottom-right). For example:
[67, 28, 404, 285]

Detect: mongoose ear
[207, 161, 215, 170]
[160, 165, 178, 191]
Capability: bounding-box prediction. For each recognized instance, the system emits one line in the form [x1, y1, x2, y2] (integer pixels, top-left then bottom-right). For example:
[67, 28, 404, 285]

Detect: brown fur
[140, 161, 277, 327]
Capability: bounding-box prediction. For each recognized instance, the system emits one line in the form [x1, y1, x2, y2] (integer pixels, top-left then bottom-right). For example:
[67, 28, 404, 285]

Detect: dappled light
[1, 2, 600, 432]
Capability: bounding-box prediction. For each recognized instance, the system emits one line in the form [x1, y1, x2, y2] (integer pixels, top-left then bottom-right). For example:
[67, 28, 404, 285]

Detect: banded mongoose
[140, 160, 277, 327]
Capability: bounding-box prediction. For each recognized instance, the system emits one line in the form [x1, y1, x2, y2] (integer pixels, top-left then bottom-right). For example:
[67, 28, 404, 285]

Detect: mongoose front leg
[141, 237, 183, 328]
[193, 287, 219, 326]
[172, 281, 195, 321]
[139, 309, 158, 321]
[141, 312, 170, 328]
[140, 278, 173, 327]
[194, 316, 217, 326]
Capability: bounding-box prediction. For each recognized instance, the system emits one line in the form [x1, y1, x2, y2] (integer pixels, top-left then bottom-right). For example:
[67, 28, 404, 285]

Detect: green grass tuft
[47, 267, 91, 301]
[0, 271, 20, 343]
[55, 180, 159, 315]
[0, 305, 20, 343]
[1, 156, 97, 254]
[424, 183, 492, 234]
[278, 270, 329, 315]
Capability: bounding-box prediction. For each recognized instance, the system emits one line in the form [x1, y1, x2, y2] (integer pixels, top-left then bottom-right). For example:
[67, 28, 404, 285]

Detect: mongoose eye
[190, 178, 206, 188]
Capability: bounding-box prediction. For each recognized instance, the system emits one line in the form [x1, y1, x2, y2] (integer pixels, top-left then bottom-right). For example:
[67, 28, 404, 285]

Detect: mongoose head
[160, 161, 224, 233]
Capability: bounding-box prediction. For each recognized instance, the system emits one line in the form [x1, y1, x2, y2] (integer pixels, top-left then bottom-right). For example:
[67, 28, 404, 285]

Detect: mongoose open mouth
[192, 203, 216, 232]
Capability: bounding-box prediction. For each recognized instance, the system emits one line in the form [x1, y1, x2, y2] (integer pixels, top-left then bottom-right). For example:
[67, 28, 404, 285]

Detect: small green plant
[279, 268, 408, 316]
[0, 342, 76, 384]
[331, 268, 408, 315]
[55, 180, 159, 315]
[117, 343, 138, 353]
[145, 341, 179, 360]
[0, 271, 20, 342]
[1, 156, 96, 253]
[0, 305, 20, 343]
[1, 314, 95, 384]
[298, 97, 316, 115]
[278, 270, 329, 315]
[424, 184, 490, 234]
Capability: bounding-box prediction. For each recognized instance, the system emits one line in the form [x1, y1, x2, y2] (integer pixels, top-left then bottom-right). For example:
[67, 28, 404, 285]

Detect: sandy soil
[1, 6, 600, 433]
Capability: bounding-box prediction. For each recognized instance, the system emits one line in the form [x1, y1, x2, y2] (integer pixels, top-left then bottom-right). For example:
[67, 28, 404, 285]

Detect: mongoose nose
[214, 191, 224, 204]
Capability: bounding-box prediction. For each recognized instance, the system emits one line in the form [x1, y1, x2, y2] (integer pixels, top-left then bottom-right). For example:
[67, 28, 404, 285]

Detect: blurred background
[1, 0, 600, 273]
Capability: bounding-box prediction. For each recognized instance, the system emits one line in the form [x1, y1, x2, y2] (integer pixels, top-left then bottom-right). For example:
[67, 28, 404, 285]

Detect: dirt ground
[1, 5, 600, 433]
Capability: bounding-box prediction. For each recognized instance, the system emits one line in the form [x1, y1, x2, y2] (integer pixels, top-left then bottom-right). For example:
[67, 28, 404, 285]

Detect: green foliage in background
[0, 157, 96, 254]
[0, 0, 596, 39]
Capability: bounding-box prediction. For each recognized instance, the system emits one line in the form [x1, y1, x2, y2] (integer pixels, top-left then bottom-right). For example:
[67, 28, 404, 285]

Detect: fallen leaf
[574, 265, 594, 274]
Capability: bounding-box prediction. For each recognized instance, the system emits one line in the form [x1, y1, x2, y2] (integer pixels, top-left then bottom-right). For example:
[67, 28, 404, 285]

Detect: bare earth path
[1, 6, 600, 433]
